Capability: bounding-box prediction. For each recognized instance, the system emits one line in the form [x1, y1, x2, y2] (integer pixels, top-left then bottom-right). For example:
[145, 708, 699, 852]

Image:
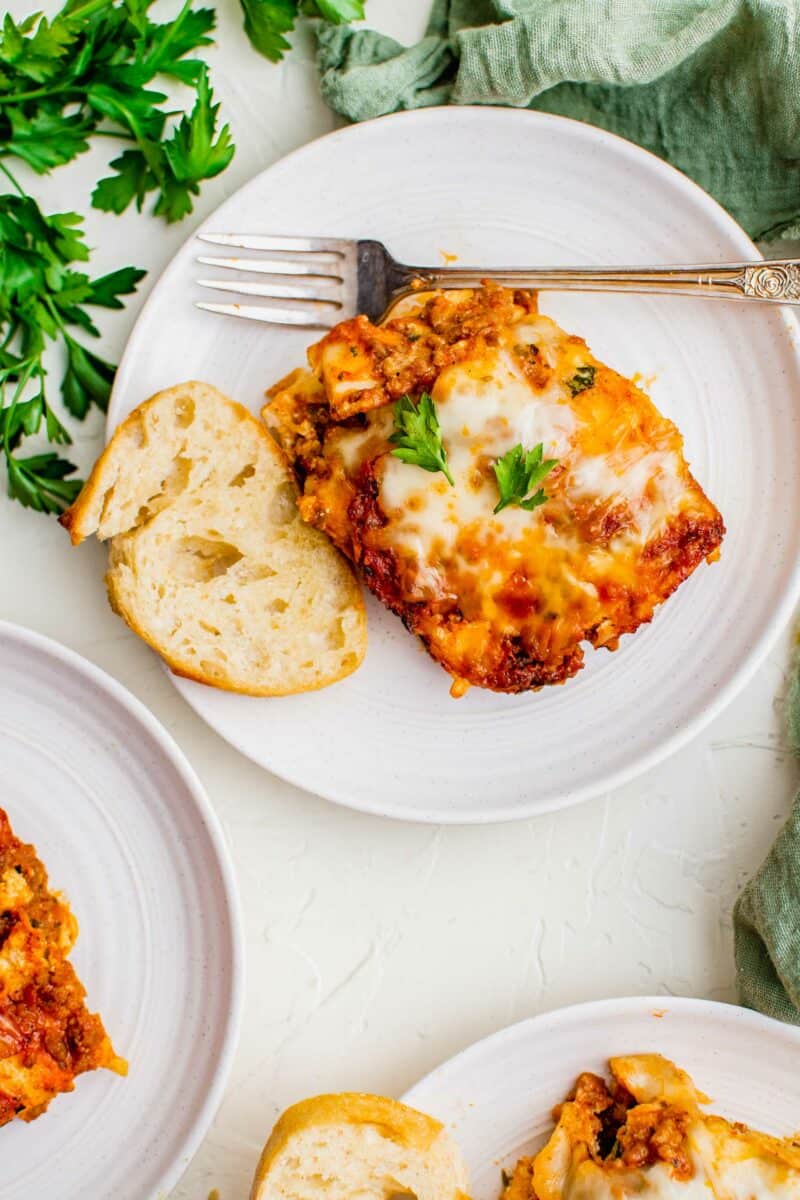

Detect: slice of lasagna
[266, 284, 724, 696]
[504, 1054, 800, 1199]
[0, 807, 126, 1124]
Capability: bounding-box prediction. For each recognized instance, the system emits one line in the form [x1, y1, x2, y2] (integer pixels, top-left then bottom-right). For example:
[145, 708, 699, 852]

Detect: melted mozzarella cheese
[531, 1057, 800, 1200]
[550, 1162, 711, 1200]
[568, 447, 687, 543]
[374, 336, 689, 601]
[377, 350, 575, 600]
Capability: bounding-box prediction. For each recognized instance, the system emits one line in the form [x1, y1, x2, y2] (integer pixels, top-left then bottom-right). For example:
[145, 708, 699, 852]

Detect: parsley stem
[43, 297, 67, 336]
[93, 129, 136, 141]
[2, 361, 35, 466]
[1, 85, 64, 103]
[58, 0, 110, 20]
[0, 161, 25, 197]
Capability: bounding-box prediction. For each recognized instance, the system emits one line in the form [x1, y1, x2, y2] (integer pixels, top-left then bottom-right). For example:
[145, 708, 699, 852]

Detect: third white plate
[403, 996, 800, 1198]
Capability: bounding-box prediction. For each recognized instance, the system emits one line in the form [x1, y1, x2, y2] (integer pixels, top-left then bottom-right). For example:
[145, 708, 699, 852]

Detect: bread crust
[102, 556, 365, 698]
[61, 384, 287, 545]
[61, 381, 366, 696]
[250, 1093, 470, 1200]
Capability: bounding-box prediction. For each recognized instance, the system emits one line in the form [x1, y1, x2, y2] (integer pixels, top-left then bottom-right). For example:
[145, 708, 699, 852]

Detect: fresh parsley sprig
[0, 0, 234, 223]
[240, 0, 365, 62]
[0, 179, 145, 512]
[492, 443, 559, 514]
[390, 392, 454, 486]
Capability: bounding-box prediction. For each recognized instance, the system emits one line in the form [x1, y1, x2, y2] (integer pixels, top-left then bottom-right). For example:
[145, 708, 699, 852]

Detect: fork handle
[397, 259, 800, 304]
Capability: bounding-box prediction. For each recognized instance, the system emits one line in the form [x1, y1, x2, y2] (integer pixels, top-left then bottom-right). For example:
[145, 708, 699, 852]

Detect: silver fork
[195, 232, 800, 329]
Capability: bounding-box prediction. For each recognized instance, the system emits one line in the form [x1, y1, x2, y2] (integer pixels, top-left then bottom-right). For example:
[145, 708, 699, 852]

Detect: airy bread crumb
[61, 381, 366, 695]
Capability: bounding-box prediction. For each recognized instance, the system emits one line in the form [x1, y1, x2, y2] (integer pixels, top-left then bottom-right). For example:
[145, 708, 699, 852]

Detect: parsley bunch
[241, 0, 365, 62]
[0, 0, 234, 223]
[0, 0, 235, 514]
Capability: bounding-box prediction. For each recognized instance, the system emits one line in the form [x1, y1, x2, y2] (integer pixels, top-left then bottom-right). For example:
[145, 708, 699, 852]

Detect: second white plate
[0, 622, 243, 1200]
[403, 997, 800, 1199]
[110, 107, 800, 822]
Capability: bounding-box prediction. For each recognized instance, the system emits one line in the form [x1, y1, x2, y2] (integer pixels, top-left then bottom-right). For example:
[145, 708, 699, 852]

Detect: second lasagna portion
[504, 1055, 800, 1199]
[266, 285, 724, 696]
[0, 807, 126, 1125]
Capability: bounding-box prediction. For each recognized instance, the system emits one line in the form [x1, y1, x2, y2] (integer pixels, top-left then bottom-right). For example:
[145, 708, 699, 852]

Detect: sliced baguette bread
[250, 1093, 471, 1200]
[60, 381, 366, 695]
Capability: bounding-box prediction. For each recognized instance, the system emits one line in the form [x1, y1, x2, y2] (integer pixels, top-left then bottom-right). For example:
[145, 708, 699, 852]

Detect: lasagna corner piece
[504, 1054, 800, 1199]
[265, 285, 724, 696]
[0, 807, 126, 1125]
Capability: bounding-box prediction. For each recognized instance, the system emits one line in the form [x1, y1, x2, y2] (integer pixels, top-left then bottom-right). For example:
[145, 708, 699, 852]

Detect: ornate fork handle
[396, 260, 800, 304]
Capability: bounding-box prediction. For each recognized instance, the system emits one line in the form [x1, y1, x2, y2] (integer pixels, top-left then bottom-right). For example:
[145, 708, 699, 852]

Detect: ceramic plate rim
[402, 994, 800, 1103]
[110, 107, 800, 824]
[401, 995, 800, 1178]
[0, 619, 245, 1198]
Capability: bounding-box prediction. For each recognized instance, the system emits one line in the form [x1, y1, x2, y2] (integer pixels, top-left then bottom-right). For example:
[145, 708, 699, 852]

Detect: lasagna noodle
[504, 1054, 800, 1199]
[0, 807, 125, 1125]
[266, 285, 724, 695]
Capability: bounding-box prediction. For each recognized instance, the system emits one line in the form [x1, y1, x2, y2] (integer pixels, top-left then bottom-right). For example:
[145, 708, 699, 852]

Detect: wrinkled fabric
[316, 0, 800, 239]
[734, 666, 800, 1023]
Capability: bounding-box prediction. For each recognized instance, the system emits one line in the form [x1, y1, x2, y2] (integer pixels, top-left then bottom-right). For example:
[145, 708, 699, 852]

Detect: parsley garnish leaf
[390, 392, 454, 486]
[92, 150, 153, 215]
[6, 450, 82, 514]
[240, 0, 297, 62]
[493, 442, 558, 514]
[137, 4, 216, 83]
[87, 266, 147, 309]
[567, 364, 596, 395]
[305, 1, 366, 21]
[0, 393, 43, 447]
[5, 108, 93, 172]
[240, 0, 365, 61]
[162, 64, 235, 186]
[61, 334, 116, 419]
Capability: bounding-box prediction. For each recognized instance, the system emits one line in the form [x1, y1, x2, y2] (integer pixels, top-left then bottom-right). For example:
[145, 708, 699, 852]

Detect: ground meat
[618, 1103, 693, 1179]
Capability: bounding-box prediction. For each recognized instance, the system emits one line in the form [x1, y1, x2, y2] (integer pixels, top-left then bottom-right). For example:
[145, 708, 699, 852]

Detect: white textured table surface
[3, 2, 799, 1197]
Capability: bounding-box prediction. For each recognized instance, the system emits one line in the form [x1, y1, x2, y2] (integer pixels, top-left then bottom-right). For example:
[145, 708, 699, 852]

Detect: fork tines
[195, 232, 354, 328]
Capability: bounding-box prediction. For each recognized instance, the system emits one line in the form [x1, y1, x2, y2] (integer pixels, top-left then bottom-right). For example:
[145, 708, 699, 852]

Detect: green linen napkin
[316, 0, 800, 241]
[734, 666, 800, 1024]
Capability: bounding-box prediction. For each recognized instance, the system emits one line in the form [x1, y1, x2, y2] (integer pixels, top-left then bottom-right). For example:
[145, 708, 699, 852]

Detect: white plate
[403, 996, 800, 1198]
[0, 621, 243, 1200]
[110, 107, 800, 823]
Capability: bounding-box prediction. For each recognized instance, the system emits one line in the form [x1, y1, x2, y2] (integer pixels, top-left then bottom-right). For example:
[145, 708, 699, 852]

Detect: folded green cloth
[316, 0, 800, 241]
[734, 665, 800, 1023]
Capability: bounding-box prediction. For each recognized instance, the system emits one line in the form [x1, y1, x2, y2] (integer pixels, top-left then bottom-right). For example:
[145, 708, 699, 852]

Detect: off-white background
[2, 2, 799, 1197]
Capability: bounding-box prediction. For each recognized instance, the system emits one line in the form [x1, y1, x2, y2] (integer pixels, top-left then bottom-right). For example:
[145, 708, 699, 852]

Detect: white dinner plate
[110, 107, 800, 823]
[0, 621, 243, 1200]
[403, 996, 800, 1198]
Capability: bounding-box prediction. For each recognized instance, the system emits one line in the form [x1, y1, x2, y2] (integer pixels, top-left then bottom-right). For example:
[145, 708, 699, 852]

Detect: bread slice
[250, 1093, 471, 1200]
[60, 381, 366, 695]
